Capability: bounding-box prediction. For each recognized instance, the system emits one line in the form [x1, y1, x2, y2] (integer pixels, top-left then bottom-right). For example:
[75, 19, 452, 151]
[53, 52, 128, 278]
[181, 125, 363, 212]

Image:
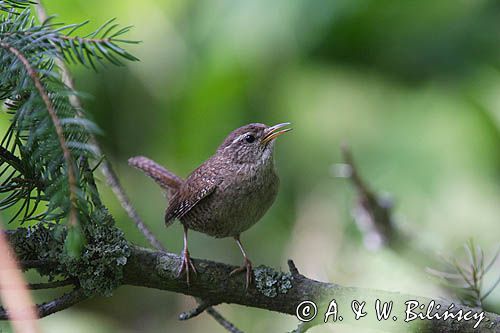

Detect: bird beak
[261, 122, 292, 145]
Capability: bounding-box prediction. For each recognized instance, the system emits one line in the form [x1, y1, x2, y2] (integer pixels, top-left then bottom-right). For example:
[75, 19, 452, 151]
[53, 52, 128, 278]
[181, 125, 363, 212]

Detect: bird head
[217, 122, 292, 164]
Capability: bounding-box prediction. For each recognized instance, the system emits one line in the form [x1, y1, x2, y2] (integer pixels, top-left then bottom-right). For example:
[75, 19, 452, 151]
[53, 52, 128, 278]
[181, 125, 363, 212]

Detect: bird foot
[178, 250, 197, 286]
[230, 257, 253, 290]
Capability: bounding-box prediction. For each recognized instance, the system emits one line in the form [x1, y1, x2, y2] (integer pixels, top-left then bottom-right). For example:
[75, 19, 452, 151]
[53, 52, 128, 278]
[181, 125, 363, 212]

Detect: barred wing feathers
[164, 163, 220, 227]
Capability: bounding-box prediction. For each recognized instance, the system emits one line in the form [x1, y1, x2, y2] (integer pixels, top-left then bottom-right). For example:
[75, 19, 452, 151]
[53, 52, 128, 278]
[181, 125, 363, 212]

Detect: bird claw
[178, 250, 197, 286]
[230, 257, 253, 290]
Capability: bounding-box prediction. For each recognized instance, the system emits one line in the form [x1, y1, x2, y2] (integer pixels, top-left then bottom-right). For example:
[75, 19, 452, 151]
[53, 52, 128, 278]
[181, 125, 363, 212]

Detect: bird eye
[244, 134, 255, 143]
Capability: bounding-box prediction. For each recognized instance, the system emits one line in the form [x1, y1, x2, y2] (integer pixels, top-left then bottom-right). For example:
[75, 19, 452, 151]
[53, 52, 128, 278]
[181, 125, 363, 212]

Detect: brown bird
[129, 122, 291, 289]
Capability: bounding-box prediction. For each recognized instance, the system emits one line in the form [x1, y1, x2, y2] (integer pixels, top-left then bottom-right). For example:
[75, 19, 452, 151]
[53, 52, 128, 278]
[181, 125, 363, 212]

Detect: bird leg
[178, 226, 197, 286]
[229, 235, 253, 289]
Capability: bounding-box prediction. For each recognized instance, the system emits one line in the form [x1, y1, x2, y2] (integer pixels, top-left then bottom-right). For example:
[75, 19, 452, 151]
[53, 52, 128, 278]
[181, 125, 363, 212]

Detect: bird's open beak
[261, 122, 292, 145]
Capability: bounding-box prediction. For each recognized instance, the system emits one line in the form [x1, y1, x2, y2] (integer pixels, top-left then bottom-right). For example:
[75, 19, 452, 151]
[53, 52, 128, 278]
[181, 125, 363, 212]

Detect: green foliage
[428, 240, 500, 308]
[0, 1, 136, 297]
[0, 3, 136, 227]
[10, 207, 130, 297]
[0, 0, 32, 13]
[57, 18, 139, 68]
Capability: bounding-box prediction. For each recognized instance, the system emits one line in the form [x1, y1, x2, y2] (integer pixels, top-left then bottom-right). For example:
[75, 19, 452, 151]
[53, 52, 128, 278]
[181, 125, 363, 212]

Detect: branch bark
[123, 246, 500, 333]
[3, 228, 500, 332]
[0, 289, 87, 320]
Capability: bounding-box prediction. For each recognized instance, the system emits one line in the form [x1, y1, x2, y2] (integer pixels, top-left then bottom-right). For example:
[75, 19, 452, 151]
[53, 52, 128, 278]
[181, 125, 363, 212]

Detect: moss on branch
[8, 208, 129, 297]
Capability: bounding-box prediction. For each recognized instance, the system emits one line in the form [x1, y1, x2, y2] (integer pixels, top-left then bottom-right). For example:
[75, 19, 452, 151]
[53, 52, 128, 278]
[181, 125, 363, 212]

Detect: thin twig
[98, 163, 166, 251]
[19, 259, 55, 269]
[287, 259, 300, 277]
[181, 298, 243, 333]
[182, 298, 244, 333]
[0, 288, 87, 320]
[205, 307, 244, 333]
[0, 279, 76, 290]
[179, 299, 213, 320]
[28, 279, 75, 290]
[36, 289, 87, 318]
[288, 321, 317, 333]
[340, 144, 395, 249]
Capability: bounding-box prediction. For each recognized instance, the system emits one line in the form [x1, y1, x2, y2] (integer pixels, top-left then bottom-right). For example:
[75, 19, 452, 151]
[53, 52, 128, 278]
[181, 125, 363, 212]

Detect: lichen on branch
[8, 208, 130, 297]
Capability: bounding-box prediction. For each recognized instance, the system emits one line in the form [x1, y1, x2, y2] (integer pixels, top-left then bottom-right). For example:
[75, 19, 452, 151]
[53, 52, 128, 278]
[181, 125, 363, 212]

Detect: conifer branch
[0, 0, 32, 13]
[0, 39, 79, 227]
[35, 0, 164, 252]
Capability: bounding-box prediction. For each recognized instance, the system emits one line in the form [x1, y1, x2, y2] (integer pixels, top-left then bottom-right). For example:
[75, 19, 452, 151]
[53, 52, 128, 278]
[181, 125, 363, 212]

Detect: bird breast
[218, 160, 279, 236]
[184, 158, 279, 238]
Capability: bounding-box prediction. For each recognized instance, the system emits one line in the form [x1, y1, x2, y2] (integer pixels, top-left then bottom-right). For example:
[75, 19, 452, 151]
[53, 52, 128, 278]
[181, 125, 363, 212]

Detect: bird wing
[164, 163, 221, 227]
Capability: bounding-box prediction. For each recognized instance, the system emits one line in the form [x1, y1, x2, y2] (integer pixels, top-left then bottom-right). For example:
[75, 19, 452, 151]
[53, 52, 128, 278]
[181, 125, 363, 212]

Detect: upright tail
[128, 156, 184, 195]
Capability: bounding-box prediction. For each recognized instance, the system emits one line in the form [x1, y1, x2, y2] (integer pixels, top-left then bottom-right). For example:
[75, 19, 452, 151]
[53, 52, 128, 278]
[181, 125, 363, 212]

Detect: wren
[129, 122, 291, 289]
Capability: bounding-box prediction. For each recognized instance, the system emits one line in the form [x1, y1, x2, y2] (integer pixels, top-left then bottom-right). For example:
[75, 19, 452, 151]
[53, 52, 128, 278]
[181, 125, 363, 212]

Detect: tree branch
[340, 145, 397, 249]
[3, 228, 500, 332]
[0, 289, 87, 320]
[179, 299, 214, 321]
[339, 146, 442, 266]
[120, 246, 500, 333]
[28, 279, 76, 290]
[205, 307, 244, 333]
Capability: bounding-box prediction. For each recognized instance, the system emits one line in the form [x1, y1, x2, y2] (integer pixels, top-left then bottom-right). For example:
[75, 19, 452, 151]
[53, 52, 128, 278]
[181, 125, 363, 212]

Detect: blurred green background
[2, 0, 500, 332]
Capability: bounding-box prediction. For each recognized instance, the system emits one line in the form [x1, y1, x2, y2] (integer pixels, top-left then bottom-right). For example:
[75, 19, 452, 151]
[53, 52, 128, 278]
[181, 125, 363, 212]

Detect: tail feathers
[128, 156, 184, 193]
